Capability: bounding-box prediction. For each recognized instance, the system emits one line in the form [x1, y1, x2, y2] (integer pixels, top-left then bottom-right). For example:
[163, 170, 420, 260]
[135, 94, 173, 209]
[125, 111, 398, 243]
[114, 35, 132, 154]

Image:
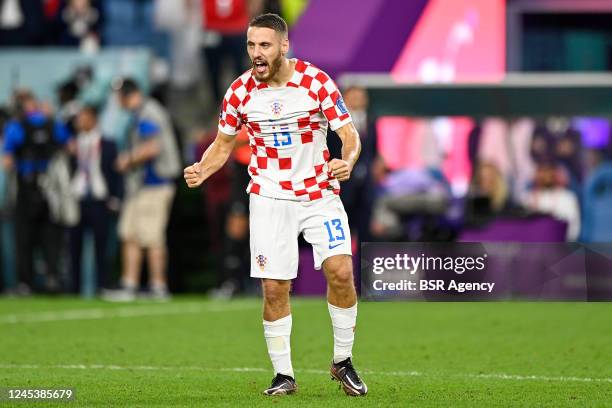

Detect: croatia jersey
[218, 59, 352, 201]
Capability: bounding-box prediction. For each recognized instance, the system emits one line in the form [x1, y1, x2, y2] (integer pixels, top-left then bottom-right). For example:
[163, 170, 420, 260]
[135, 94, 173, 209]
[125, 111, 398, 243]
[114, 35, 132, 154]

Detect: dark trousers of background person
[203, 34, 247, 104]
[15, 181, 61, 290]
[69, 200, 111, 294]
[221, 225, 250, 292]
[220, 162, 251, 293]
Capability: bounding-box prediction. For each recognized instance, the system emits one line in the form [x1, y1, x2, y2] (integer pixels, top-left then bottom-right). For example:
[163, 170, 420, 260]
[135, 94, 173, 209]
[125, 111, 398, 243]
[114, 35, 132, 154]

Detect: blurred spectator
[530, 125, 555, 163]
[56, 79, 82, 133]
[464, 161, 514, 227]
[2, 90, 71, 294]
[470, 118, 537, 200]
[0, 0, 46, 46]
[194, 126, 231, 251]
[585, 148, 609, 175]
[154, 0, 202, 89]
[44, 0, 62, 20]
[200, 0, 282, 97]
[68, 106, 122, 294]
[522, 161, 581, 241]
[328, 86, 379, 241]
[582, 154, 612, 242]
[531, 119, 583, 179]
[104, 78, 180, 301]
[201, 0, 250, 104]
[370, 168, 450, 241]
[210, 126, 250, 298]
[554, 127, 583, 186]
[0, 106, 11, 293]
[103, 0, 170, 60]
[250, 0, 282, 16]
[56, 0, 102, 51]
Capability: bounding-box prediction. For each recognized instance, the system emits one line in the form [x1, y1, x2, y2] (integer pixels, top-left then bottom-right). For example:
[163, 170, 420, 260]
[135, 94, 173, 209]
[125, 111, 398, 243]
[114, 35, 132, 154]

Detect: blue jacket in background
[3, 111, 70, 176]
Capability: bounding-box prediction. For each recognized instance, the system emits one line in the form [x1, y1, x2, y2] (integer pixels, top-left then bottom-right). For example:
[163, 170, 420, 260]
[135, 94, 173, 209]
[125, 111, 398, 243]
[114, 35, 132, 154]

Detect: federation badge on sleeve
[336, 96, 348, 115]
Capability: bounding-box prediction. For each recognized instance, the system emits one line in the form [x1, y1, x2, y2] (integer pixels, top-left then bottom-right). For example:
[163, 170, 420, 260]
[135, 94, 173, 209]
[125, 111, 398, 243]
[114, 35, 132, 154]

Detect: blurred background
[1, 0, 612, 299]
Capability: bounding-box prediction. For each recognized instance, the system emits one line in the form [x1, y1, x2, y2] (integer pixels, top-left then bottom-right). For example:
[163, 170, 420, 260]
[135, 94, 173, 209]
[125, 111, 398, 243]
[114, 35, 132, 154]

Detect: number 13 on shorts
[324, 218, 346, 249]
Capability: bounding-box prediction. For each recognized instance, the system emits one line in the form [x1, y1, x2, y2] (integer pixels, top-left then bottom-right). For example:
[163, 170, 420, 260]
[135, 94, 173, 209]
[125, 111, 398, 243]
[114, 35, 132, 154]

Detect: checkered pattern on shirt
[218, 59, 351, 201]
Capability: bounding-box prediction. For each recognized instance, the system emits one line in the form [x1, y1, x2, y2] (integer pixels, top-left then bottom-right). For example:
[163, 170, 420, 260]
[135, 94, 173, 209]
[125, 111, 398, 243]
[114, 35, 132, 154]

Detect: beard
[252, 52, 283, 82]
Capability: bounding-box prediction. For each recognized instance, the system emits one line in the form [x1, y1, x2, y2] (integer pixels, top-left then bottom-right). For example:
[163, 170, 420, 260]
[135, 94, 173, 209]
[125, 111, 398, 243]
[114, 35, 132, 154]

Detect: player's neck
[266, 58, 295, 88]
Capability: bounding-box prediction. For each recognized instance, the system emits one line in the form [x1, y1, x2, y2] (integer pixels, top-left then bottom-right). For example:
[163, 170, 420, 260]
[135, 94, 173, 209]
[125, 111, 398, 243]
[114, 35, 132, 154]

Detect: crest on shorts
[270, 100, 283, 117]
[256, 254, 268, 271]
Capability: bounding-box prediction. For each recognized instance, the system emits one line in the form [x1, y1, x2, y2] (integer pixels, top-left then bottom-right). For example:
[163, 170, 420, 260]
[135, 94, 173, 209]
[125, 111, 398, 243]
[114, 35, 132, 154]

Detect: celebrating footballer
[184, 13, 367, 397]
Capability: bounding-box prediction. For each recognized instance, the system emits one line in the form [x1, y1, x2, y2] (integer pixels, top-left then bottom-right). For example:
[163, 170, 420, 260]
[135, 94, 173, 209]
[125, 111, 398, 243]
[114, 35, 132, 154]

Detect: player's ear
[281, 37, 289, 56]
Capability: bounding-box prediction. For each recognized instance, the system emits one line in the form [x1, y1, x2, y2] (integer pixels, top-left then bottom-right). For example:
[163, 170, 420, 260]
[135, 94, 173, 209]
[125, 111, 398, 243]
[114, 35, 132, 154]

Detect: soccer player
[184, 13, 367, 396]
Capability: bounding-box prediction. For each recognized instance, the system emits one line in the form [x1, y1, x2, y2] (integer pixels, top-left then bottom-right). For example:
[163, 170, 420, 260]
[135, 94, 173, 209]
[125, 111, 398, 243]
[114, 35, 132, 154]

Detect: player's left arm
[329, 122, 361, 182]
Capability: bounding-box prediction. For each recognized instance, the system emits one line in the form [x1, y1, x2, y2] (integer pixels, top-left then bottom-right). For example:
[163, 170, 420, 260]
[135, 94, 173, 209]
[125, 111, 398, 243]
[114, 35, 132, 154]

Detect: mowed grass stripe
[0, 302, 259, 324]
[2, 363, 612, 384]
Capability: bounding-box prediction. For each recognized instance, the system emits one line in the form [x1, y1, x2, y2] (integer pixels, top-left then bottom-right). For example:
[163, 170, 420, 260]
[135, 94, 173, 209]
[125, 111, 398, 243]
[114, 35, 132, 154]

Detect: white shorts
[249, 193, 352, 280]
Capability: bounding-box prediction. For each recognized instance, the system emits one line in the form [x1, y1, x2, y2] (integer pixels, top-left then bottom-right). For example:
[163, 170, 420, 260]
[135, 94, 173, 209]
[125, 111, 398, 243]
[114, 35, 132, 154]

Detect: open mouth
[253, 60, 268, 75]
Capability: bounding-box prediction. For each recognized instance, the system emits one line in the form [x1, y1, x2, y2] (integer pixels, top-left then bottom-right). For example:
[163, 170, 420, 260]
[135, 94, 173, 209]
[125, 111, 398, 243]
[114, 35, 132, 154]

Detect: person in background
[0, 106, 11, 294]
[104, 78, 180, 301]
[0, 0, 47, 46]
[194, 124, 232, 252]
[201, 0, 281, 104]
[2, 90, 71, 293]
[57, 0, 102, 51]
[464, 161, 514, 227]
[201, 0, 249, 104]
[211, 126, 251, 298]
[56, 79, 82, 134]
[369, 167, 450, 241]
[522, 161, 581, 241]
[334, 86, 378, 242]
[68, 106, 121, 294]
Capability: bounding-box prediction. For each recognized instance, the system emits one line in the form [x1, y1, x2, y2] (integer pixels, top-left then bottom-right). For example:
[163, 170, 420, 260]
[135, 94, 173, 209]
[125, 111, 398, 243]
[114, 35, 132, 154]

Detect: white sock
[263, 315, 294, 378]
[150, 282, 167, 293]
[121, 279, 137, 291]
[328, 302, 357, 364]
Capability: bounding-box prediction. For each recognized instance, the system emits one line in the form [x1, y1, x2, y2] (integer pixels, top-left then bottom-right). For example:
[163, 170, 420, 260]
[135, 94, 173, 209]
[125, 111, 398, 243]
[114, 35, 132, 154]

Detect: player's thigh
[249, 194, 299, 280]
[301, 195, 352, 271]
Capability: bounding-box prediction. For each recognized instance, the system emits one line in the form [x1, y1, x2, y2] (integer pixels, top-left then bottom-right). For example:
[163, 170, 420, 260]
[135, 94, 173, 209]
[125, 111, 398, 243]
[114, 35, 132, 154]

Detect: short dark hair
[113, 77, 140, 97]
[80, 104, 99, 118]
[249, 13, 288, 36]
[12, 89, 36, 118]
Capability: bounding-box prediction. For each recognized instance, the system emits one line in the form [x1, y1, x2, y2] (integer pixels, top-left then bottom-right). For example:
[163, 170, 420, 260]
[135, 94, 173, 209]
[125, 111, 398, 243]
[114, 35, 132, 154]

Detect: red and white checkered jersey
[218, 59, 352, 201]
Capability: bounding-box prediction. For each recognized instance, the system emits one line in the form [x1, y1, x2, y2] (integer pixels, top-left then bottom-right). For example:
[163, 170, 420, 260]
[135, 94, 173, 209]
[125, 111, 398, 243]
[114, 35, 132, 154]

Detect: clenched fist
[329, 159, 352, 182]
[184, 162, 205, 188]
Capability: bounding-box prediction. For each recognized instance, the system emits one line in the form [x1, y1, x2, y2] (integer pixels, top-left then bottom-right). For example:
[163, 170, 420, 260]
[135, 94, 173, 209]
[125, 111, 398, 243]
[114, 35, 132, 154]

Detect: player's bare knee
[262, 279, 291, 306]
[328, 265, 354, 290]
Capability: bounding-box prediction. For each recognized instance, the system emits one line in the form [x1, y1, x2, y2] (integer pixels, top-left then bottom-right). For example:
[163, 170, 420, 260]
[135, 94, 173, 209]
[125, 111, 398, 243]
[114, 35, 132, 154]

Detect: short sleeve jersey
[218, 59, 352, 201]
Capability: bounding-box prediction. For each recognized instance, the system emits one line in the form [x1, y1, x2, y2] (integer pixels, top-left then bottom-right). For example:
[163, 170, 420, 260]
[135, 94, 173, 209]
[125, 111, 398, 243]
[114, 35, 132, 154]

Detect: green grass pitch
[1, 297, 611, 407]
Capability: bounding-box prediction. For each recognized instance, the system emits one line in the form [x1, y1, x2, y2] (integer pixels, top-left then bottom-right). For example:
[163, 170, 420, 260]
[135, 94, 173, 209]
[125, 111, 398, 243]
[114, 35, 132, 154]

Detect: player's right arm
[184, 131, 236, 188]
[187, 75, 246, 187]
